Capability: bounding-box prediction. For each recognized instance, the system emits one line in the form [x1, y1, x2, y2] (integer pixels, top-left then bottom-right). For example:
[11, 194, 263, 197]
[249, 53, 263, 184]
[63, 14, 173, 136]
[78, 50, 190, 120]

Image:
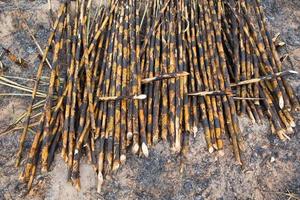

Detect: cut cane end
[180, 71, 190, 76]
[153, 136, 159, 145]
[236, 160, 243, 166]
[19, 171, 26, 182]
[212, 143, 218, 150]
[27, 183, 33, 192]
[41, 166, 48, 173]
[234, 156, 243, 166]
[282, 131, 291, 140]
[290, 120, 296, 128]
[120, 154, 126, 164]
[112, 161, 120, 171]
[294, 106, 300, 112]
[64, 156, 68, 163]
[286, 127, 294, 134]
[72, 177, 81, 191]
[142, 143, 149, 157]
[257, 119, 262, 125]
[135, 94, 147, 100]
[254, 101, 260, 106]
[61, 152, 68, 162]
[285, 106, 292, 112]
[208, 146, 214, 153]
[289, 70, 298, 74]
[180, 165, 185, 174]
[132, 144, 139, 154]
[217, 140, 224, 150]
[174, 145, 181, 154]
[127, 132, 133, 140]
[192, 126, 198, 135]
[277, 129, 287, 141]
[270, 124, 276, 135]
[74, 181, 81, 191]
[28, 177, 35, 191]
[279, 97, 284, 109]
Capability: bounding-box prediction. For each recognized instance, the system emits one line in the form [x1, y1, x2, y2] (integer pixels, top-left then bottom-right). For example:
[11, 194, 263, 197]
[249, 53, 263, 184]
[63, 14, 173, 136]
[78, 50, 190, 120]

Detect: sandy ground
[0, 0, 299, 199]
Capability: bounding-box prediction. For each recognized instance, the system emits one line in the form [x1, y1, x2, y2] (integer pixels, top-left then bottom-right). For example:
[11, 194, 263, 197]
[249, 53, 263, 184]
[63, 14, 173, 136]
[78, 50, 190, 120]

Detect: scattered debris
[1, 46, 29, 68]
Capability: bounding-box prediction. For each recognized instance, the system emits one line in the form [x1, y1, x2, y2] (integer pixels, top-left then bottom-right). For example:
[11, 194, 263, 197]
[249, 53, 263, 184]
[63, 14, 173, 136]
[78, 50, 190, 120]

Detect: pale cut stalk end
[112, 161, 120, 171]
[286, 127, 294, 134]
[134, 94, 147, 100]
[142, 142, 149, 157]
[127, 132, 133, 141]
[290, 120, 296, 128]
[132, 144, 139, 154]
[120, 155, 126, 164]
[279, 96, 284, 109]
[282, 131, 291, 140]
[208, 146, 214, 153]
[192, 126, 198, 137]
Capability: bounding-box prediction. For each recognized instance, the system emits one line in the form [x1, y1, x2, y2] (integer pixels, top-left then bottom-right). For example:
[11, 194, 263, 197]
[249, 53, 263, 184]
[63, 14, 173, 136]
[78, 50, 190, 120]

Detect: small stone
[270, 157, 275, 163]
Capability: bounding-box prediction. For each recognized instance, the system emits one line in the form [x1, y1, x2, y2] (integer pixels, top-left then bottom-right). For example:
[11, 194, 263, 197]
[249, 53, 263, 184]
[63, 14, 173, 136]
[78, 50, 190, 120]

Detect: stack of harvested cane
[2, 0, 298, 192]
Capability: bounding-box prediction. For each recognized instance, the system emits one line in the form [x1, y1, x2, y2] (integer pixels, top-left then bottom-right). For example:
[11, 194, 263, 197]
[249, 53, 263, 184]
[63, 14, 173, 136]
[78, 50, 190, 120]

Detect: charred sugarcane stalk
[10, 0, 298, 193]
[15, 3, 67, 167]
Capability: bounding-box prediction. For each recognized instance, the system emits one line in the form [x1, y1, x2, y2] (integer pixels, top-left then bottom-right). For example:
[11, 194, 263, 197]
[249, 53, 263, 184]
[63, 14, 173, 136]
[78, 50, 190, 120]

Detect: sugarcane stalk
[160, 10, 169, 142]
[232, 4, 284, 109]
[98, 94, 146, 101]
[48, 112, 64, 168]
[197, 0, 216, 152]
[238, 2, 247, 115]
[72, 114, 91, 190]
[141, 71, 189, 84]
[41, 10, 67, 172]
[96, 9, 116, 187]
[112, 5, 124, 171]
[178, 0, 190, 139]
[243, 1, 291, 111]
[145, 3, 156, 146]
[119, 1, 129, 163]
[135, 0, 148, 156]
[151, 14, 161, 145]
[106, 9, 119, 171]
[167, 0, 177, 149]
[16, 3, 67, 167]
[214, 0, 243, 163]
[231, 70, 298, 87]
[61, 0, 81, 163]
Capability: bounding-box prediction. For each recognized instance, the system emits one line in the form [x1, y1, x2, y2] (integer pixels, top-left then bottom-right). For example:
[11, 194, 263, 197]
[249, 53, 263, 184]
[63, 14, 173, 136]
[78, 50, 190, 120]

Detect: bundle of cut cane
[222, 0, 298, 138]
[2, 0, 297, 192]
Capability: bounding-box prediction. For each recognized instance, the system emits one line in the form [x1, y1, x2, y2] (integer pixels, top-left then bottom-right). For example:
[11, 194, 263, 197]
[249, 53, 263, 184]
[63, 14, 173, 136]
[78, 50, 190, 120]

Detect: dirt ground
[0, 0, 299, 199]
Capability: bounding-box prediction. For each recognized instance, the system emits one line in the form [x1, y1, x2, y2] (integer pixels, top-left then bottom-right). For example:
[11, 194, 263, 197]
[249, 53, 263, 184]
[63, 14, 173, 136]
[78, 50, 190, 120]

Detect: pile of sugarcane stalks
[3, 0, 298, 192]
[222, 0, 299, 137]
